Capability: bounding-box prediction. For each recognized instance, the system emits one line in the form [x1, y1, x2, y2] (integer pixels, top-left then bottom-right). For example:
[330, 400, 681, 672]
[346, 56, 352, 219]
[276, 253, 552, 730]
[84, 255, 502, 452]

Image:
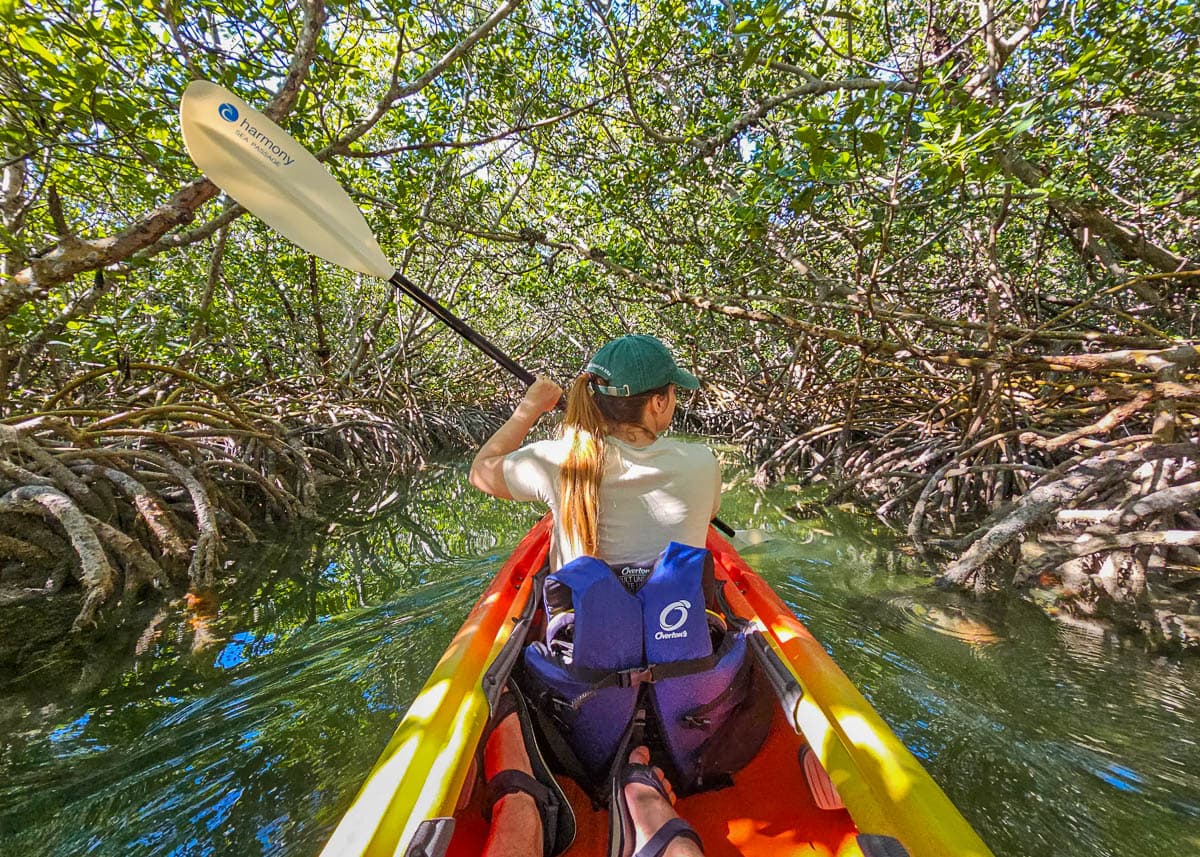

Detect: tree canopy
[1, 0, 1198, 644]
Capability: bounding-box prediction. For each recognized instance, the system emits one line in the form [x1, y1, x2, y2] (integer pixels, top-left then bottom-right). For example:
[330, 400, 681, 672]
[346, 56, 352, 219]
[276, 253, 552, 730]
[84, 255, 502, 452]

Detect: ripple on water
[880, 593, 1004, 647]
[0, 563, 486, 857]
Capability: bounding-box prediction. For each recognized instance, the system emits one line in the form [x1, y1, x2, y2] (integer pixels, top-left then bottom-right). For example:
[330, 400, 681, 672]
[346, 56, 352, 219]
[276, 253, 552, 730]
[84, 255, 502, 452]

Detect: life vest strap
[616, 666, 656, 689]
[566, 650, 724, 710]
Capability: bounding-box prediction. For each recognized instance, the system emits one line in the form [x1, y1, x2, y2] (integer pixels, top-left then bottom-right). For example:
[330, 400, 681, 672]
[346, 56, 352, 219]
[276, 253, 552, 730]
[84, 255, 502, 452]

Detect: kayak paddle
[180, 81, 737, 537]
[179, 80, 533, 386]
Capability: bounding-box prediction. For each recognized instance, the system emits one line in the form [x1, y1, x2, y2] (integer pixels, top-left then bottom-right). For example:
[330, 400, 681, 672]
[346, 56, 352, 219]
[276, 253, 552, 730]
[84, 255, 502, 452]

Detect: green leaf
[789, 186, 816, 214]
[17, 31, 59, 64]
[861, 131, 885, 157]
[741, 40, 763, 71]
[1010, 117, 1036, 137]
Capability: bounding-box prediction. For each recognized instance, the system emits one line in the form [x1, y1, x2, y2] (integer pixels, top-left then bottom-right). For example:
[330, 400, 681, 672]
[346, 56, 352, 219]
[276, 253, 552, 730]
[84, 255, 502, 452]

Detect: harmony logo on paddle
[656, 599, 690, 639]
[220, 104, 295, 169]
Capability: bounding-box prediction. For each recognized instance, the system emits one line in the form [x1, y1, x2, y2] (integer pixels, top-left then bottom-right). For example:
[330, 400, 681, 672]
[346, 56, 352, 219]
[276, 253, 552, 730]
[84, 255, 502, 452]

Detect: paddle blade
[180, 80, 394, 280]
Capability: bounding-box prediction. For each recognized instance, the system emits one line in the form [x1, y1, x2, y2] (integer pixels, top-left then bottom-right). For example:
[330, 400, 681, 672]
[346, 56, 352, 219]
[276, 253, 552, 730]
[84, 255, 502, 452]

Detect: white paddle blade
[180, 80, 394, 280]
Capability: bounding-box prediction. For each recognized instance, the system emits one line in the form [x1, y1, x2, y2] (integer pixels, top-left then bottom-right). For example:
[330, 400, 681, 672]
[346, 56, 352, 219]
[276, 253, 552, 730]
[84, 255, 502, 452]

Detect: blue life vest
[522, 542, 753, 793]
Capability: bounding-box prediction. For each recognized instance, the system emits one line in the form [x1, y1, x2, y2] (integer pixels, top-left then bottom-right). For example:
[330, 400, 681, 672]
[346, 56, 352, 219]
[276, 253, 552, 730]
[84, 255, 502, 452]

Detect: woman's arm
[469, 377, 563, 499]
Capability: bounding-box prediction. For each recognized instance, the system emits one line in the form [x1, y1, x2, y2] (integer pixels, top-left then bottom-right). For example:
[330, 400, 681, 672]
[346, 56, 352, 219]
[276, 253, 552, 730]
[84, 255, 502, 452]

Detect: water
[2, 463, 1198, 856]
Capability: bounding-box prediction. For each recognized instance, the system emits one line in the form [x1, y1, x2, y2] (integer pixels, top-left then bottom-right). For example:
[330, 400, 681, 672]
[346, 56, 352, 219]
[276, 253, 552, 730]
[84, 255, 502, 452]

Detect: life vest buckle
[617, 665, 657, 688]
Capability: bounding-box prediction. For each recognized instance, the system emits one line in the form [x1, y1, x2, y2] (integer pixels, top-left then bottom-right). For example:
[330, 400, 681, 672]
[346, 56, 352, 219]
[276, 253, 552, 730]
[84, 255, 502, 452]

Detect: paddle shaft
[390, 271, 534, 386]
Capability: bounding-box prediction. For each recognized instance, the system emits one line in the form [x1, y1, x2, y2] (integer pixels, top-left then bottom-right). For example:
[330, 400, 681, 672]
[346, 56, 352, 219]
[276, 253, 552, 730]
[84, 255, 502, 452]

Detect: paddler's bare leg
[623, 746, 704, 857]
[482, 709, 542, 856]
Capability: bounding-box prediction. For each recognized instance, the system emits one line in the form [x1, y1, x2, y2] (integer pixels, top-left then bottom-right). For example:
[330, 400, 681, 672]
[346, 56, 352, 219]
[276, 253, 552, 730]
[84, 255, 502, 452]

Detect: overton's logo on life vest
[656, 600, 690, 640]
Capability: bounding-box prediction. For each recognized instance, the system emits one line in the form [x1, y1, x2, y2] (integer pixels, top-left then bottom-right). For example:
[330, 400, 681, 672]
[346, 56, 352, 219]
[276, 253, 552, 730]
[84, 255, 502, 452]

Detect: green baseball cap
[585, 334, 700, 396]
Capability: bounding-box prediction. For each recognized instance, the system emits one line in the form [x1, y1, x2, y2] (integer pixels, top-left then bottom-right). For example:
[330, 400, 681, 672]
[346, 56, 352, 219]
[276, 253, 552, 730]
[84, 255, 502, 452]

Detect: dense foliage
[1, 0, 1198, 646]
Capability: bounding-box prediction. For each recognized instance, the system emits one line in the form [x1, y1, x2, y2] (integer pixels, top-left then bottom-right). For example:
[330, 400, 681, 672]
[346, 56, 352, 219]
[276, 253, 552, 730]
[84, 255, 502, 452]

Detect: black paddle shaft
[389, 271, 535, 386]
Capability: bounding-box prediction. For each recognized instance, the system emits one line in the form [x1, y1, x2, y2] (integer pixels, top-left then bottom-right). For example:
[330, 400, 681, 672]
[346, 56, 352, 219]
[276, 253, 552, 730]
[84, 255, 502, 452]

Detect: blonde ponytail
[559, 375, 607, 557]
[558, 375, 673, 558]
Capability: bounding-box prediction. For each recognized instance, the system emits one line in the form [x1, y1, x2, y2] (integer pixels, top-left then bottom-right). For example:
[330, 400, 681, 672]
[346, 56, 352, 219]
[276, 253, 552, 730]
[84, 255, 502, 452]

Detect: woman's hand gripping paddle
[179, 80, 533, 386]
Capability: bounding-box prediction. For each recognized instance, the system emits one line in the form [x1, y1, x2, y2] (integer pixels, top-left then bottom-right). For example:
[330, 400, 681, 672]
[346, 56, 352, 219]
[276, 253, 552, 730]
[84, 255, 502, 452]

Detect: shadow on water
[0, 464, 541, 856]
[2, 459, 1199, 857]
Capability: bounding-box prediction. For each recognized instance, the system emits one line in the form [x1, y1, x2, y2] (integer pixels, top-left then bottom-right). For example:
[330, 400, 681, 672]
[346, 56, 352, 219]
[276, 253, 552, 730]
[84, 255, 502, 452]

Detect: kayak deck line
[319, 517, 996, 857]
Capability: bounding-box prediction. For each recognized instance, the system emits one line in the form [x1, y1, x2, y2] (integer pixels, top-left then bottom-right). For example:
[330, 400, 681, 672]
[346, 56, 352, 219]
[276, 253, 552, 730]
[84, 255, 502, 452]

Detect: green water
[1, 462, 1198, 856]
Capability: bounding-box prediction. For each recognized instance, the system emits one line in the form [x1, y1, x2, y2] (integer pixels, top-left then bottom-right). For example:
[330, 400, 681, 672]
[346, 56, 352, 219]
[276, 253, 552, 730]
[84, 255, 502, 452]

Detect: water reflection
[875, 595, 1003, 647]
[714, 477, 1200, 857]
[0, 461, 1198, 857]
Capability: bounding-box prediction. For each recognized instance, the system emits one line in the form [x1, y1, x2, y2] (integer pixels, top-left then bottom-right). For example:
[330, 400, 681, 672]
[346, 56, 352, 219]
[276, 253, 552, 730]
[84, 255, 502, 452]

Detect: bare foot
[623, 746, 703, 857]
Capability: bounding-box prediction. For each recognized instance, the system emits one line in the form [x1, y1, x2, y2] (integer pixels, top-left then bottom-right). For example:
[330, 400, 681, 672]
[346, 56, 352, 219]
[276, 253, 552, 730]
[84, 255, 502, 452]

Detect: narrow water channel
[1, 459, 1197, 856]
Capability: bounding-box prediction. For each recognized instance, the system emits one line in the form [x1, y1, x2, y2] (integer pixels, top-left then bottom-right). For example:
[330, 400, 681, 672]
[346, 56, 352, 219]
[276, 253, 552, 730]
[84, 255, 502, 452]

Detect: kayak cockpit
[318, 518, 995, 857]
[447, 702, 863, 857]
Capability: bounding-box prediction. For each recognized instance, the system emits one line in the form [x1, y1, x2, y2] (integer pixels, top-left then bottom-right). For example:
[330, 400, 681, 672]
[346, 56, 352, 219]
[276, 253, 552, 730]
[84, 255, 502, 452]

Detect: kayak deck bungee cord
[319, 517, 995, 857]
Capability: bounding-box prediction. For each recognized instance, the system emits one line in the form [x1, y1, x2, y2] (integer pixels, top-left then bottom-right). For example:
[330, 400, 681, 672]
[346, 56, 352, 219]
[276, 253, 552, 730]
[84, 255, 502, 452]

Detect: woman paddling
[470, 333, 721, 578]
[469, 334, 720, 857]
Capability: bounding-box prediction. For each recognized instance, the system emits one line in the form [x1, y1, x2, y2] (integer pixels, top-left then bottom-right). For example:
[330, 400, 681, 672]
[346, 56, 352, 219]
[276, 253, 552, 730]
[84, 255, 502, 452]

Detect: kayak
[319, 517, 996, 857]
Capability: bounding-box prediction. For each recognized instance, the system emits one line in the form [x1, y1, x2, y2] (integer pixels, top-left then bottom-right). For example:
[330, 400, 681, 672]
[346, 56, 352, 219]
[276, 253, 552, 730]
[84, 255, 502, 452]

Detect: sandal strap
[484, 768, 560, 855]
[483, 769, 553, 820]
[621, 763, 670, 801]
[634, 818, 703, 857]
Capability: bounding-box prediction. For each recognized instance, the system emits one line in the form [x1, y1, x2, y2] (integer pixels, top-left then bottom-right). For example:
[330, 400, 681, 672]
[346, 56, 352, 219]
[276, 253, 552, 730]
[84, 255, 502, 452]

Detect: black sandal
[482, 681, 577, 857]
[615, 761, 703, 857]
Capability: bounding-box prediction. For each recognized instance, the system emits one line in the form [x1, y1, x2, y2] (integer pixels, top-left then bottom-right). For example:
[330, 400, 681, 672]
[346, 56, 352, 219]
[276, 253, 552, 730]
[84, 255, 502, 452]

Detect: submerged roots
[0, 364, 492, 633]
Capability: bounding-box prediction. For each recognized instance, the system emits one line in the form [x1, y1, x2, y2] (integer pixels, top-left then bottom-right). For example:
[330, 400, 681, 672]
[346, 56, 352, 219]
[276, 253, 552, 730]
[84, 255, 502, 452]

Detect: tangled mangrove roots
[557, 274, 1200, 649]
[711, 330, 1200, 651]
[0, 363, 494, 635]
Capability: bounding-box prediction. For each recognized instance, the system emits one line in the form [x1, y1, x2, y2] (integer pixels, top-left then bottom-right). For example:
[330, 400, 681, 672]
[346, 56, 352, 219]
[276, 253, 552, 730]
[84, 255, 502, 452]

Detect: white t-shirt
[503, 436, 722, 571]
